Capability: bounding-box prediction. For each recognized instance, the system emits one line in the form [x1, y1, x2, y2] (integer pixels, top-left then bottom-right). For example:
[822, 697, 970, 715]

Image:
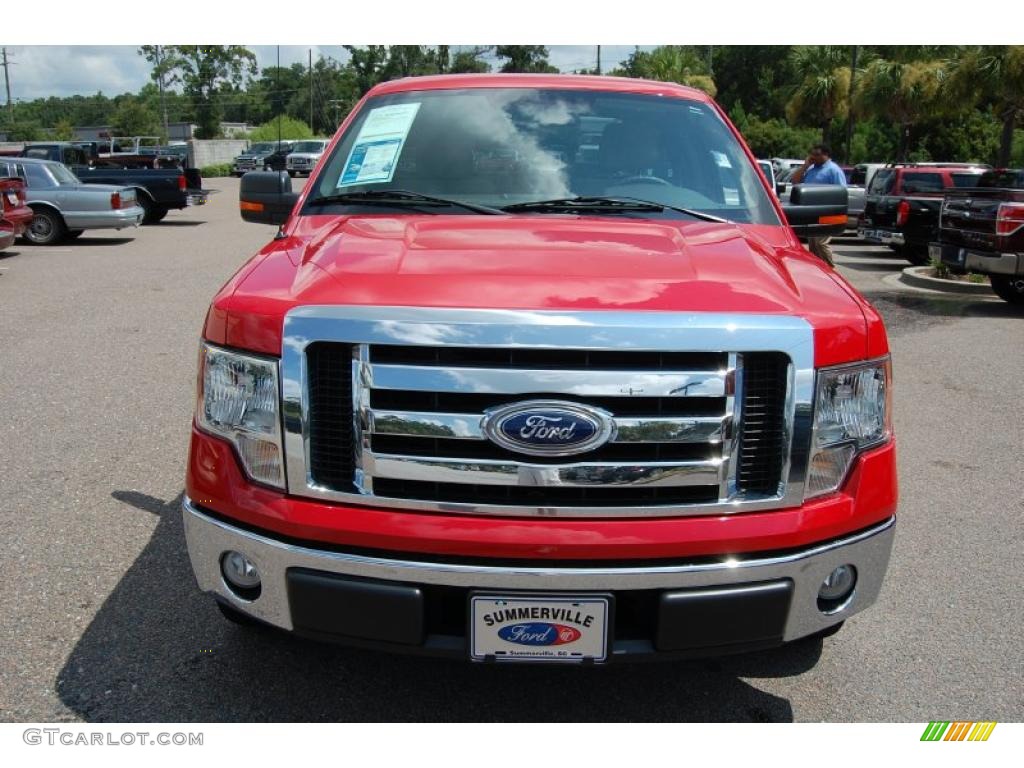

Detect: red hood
[210, 214, 884, 365]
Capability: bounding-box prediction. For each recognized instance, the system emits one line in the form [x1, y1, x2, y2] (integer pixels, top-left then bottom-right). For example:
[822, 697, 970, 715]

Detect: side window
[901, 172, 943, 193]
[951, 173, 983, 188]
[849, 167, 867, 186]
[869, 169, 894, 195]
[20, 163, 56, 188]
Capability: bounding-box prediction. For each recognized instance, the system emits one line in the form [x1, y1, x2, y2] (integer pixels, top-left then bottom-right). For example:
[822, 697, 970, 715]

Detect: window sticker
[338, 102, 420, 186]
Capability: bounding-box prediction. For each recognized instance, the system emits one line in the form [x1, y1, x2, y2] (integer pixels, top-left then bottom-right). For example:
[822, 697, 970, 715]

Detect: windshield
[309, 88, 778, 223]
[248, 143, 275, 154]
[47, 162, 80, 185]
[293, 141, 325, 153]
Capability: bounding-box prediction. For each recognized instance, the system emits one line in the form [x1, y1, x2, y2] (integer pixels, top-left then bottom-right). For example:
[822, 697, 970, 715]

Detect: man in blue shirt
[791, 143, 847, 266]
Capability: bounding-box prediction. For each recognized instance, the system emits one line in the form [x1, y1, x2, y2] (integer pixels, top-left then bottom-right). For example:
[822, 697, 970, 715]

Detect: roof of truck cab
[367, 73, 712, 101]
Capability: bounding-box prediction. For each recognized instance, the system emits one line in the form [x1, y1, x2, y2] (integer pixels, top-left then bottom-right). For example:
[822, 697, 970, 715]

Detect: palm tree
[854, 58, 947, 161]
[786, 46, 851, 144]
[618, 46, 716, 96]
[946, 46, 1024, 167]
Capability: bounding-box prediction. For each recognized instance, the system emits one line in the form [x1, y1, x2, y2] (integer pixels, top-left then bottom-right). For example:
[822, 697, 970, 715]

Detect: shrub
[247, 116, 313, 142]
[200, 163, 234, 178]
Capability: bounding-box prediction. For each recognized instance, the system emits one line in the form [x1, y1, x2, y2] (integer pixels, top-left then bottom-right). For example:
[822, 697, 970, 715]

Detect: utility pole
[309, 49, 314, 133]
[329, 99, 344, 128]
[596, 45, 601, 75]
[845, 45, 859, 163]
[276, 45, 281, 146]
[2, 48, 13, 125]
[155, 45, 169, 142]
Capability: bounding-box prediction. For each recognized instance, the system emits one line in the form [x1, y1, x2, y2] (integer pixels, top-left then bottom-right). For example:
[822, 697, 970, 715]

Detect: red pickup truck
[185, 74, 896, 663]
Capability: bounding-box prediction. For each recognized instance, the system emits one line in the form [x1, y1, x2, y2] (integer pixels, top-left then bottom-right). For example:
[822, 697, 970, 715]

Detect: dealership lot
[0, 177, 1021, 722]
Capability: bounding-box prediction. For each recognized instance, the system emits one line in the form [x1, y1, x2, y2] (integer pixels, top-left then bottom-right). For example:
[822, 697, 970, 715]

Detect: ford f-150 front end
[184, 74, 895, 663]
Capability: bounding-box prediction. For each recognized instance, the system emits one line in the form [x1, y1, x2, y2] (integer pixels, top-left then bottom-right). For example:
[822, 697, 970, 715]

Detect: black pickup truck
[930, 168, 1024, 305]
[19, 143, 207, 224]
[858, 164, 988, 265]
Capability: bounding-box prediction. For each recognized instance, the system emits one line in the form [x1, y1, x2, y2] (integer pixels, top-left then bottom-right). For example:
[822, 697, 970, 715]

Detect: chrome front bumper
[184, 497, 895, 650]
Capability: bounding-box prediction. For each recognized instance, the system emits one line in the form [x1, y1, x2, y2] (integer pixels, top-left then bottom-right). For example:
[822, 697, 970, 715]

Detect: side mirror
[240, 171, 299, 226]
[775, 182, 787, 196]
[782, 184, 848, 238]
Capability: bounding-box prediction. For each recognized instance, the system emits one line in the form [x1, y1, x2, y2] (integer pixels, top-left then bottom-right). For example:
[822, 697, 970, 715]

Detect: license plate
[470, 595, 610, 663]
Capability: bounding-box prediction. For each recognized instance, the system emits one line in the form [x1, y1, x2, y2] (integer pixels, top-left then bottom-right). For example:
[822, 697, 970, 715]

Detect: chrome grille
[282, 307, 815, 518]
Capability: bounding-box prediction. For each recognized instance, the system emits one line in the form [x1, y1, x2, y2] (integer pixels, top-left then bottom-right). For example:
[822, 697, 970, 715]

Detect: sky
[2, 46, 650, 102]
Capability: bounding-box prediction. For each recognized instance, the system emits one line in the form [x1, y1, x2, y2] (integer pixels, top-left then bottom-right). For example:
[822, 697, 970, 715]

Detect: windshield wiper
[307, 189, 503, 215]
[501, 196, 732, 223]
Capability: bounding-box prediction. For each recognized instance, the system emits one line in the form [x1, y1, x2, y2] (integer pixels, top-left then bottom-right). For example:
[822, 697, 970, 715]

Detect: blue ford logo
[482, 400, 614, 457]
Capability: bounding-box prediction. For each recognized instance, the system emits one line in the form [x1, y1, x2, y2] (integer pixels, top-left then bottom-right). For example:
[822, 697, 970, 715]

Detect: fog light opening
[220, 551, 262, 601]
[817, 564, 857, 614]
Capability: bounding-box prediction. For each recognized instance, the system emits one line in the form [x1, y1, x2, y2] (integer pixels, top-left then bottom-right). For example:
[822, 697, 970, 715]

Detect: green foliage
[495, 46, 558, 73]
[786, 46, 851, 142]
[730, 108, 821, 159]
[247, 116, 313, 141]
[111, 98, 159, 137]
[52, 119, 75, 141]
[199, 163, 233, 177]
[140, 45, 258, 138]
[613, 46, 716, 96]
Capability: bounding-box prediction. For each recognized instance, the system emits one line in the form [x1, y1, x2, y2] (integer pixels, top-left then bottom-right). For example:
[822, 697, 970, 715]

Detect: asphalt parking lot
[1, 177, 1021, 722]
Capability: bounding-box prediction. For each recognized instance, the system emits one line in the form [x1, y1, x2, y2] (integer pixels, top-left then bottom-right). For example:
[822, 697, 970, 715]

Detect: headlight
[806, 357, 892, 498]
[197, 343, 285, 489]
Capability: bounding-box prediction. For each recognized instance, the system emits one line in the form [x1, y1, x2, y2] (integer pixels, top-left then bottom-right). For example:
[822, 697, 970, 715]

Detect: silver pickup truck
[0, 157, 144, 245]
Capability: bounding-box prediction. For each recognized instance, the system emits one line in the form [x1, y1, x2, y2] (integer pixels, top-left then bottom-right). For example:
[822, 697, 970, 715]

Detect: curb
[898, 266, 994, 295]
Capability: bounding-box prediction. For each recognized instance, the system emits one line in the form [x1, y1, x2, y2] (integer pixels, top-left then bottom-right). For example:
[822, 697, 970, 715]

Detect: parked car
[232, 141, 295, 175]
[844, 163, 886, 232]
[0, 157, 144, 245]
[931, 168, 1024, 304]
[286, 139, 329, 177]
[756, 159, 776, 193]
[0, 175, 34, 243]
[184, 73, 894, 663]
[859, 163, 989, 264]
[771, 157, 805, 175]
[22, 142, 206, 224]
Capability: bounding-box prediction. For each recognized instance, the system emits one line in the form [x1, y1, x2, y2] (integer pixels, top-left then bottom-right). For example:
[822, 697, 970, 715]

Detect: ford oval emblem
[481, 400, 615, 457]
[498, 623, 582, 646]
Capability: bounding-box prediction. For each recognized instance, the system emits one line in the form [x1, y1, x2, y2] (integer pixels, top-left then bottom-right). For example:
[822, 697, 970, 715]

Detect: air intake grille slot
[307, 342, 356, 491]
[737, 352, 789, 495]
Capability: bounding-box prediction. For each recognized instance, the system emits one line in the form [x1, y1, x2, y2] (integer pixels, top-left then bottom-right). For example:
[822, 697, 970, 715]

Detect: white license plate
[470, 595, 609, 663]
[861, 228, 889, 241]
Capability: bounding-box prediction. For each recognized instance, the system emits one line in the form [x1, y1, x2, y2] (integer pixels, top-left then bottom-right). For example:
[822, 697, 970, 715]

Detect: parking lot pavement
[1, 182, 1021, 722]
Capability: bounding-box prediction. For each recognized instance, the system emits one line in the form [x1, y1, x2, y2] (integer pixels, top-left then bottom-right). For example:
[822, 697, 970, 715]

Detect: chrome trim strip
[720, 352, 741, 501]
[368, 363, 726, 397]
[281, 307, 816, 518]
[183, 498, 895, 643]
[370, 410, 727, 444]
[365, 451, 723, 488]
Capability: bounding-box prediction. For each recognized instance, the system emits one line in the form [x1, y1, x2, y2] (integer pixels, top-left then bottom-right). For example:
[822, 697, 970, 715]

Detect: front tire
[990, 275, 1024, 305]
[24, 208, 66, 245]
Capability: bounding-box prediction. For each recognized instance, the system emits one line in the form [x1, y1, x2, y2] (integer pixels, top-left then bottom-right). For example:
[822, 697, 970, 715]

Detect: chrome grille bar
[369, 409, 727, 443]
[364, 452, 723, 488]
[367, 364, 726, 397]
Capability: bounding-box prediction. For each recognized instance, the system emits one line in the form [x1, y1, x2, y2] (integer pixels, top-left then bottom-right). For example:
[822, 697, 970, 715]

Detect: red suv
[184, 74, 896, 663]
[859, 163, 988, 264]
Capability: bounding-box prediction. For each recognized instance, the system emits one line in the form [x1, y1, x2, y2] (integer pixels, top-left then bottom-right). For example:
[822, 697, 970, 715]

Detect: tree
[111, 98, 159, 137]
[495, 46, 558, 73]
[714, 46, 795, 119]
[854, 57, 947, 161]
[612, 46, 716, 96]
[786, 46, 851, 145]
[52, 119, 76, 140]
[139, 45, 258, 139]
[946, 46, 1024, 167]
[343, 45, 390, 96]
[448, 47, 491, 74]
